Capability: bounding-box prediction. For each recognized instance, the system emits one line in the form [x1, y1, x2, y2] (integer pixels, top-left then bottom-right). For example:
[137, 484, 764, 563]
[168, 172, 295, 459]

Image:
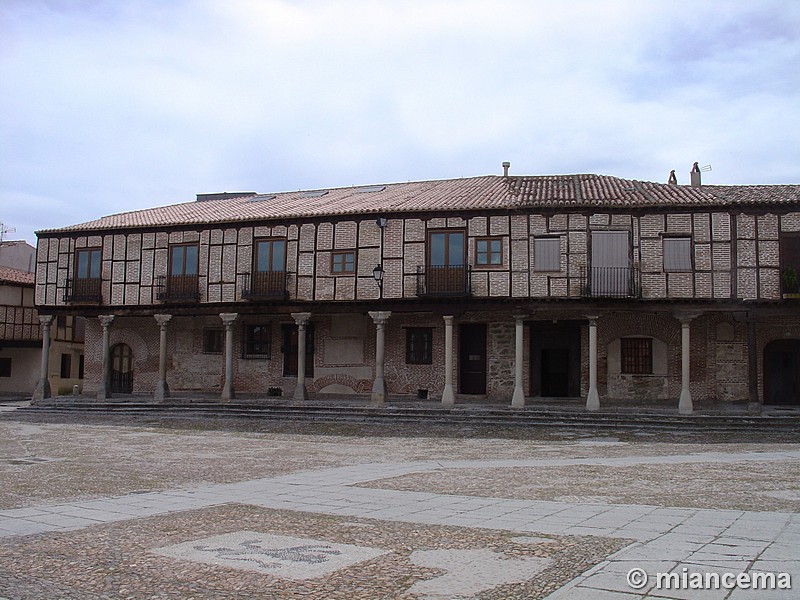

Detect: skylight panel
[247, 194, 275, 202]
[356, 185, 386, 193]
[301, 190, 329, 197]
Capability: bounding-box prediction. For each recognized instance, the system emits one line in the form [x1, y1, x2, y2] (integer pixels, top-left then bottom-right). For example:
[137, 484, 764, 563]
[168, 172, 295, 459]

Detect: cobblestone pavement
[0, 411, 798, 598]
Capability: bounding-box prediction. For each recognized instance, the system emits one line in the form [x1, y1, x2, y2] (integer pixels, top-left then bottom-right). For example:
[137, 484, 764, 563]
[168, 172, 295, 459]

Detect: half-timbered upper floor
[34, 173, 800, 312]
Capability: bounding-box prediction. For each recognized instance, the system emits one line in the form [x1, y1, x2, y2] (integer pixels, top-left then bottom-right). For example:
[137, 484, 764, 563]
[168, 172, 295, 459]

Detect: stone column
[677, 314, 695, 415]
[97, 314, 115, 400]
[153, 314, 172, 402]
[368, 311, 391, 404]
[586, 317, 600, 411]
[292, 312, 312, 402]
[220, 313, 238, 402]
[441, 315, 455, 406]
[32, 315, 54, 402]
[511, 314, 527, 408]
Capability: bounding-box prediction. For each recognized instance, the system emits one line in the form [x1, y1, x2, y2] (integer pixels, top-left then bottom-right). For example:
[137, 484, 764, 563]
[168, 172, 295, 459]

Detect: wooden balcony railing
[241, 271, 288, 300]
[416, 265, 471, 297]
[63, 277, 102, 304]
[156, 274, 200, 302]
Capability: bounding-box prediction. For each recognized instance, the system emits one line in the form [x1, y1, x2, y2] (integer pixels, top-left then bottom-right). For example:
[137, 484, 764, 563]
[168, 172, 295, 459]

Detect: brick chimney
[690, 162, 701, 188]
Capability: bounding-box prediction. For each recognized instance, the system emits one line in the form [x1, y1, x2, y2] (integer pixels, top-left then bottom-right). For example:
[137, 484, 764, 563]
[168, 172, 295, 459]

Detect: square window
[406, 328, 433, 365]
[475, 238, 502, 266]
[331, 251, 356, 274]
[203, 328, 224, 354]
[243, 324, 271, 358]
[621, 338, 652, 374]
[663, 237, 692, 272]
[534, 238, 560, 271]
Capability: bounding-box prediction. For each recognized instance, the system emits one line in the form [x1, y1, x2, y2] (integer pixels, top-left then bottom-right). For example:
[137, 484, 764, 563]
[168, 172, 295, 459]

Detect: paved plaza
[0, 408, 797, 598]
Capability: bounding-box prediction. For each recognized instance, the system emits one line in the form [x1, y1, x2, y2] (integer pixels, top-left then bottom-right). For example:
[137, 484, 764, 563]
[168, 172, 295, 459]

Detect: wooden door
[282, 323, 315, 378]
[459, 324, 486, 394]
[110, 343, 133, 394]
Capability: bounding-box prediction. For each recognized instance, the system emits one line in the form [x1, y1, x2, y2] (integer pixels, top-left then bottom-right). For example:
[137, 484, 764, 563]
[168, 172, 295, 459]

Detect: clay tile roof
[35, 174, 800, 236]
[0, 266, 35, 286]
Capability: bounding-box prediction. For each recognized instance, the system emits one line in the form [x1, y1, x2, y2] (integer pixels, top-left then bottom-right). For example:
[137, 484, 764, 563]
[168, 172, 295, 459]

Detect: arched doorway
[110, 343, 134, 394]
[763, 339, 800, 405]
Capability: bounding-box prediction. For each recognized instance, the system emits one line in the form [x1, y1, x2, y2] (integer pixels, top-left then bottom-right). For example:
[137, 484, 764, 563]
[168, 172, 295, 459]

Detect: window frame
[75, 248, 102, 280]
[331, 250, 356, 275]
[620, 337, 653, 375]
[663, 236, 693, 272]
[202, 328, 224, 354]
[533, 237, 561, 272]
[254, 238, 287, 273]
[475, 237, 503, 267]
[169, 243, 199, 276]
[242, 323, 272, 359]
[406, 327, 433, 365]
[427, 230, 466, 267]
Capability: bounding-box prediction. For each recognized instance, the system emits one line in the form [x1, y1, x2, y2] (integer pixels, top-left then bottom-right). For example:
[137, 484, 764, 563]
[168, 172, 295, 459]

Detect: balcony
[64, 277, 102, 304]
[156, 274, 200, 302]
[580, 266, 639, 299]
[417, 265, 471, 297]
[241, 271, 288, 300]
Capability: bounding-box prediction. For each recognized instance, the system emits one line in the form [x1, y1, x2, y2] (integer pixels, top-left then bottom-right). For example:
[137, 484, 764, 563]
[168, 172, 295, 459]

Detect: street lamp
[372, 264, 384, 298]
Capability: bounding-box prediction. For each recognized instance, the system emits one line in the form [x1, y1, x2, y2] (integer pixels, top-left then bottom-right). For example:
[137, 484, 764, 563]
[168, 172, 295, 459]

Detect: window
[406, 328, 433, 364]
[243, 324, 271, 358]
[429, 231, 465, 267]
[534, 238, 560, 271]
[621, 338, 653, 374]
[55, 315, 73, 341]
[0, 357, 10, 377]
[169, 244, 198, 276]
[331, 251, 356, 274]
[78, 354, 84, 379]
[475, 238, 502, 266]
[663, 237, 692, 272]
[255, 239, 286, 273]
[76, 248, 101, 279]
[203, 328, 224, 354]
[781, 234, 800, 293]
[60, 353, 72, 379]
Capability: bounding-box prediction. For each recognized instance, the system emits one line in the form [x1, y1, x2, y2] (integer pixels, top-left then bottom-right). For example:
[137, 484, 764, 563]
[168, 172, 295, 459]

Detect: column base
[293, 384, 308, 403]
[221, 384, 235, 403]
[585, 388, 600, 411]
[31, 379, 51, 403]
[371, 378, 387, 404]
[678, 390, 693, 415]
[97, 385, 111, 401]
[441, 384, 455, 407]
[154, 380, 170, 402]
[511, 385, 526, 409]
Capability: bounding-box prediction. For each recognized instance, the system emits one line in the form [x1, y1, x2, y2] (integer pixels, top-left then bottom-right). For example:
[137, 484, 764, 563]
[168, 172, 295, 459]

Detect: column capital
[512, 313, 527, 322]
[219, 312, 239, 327]
[291, 312, 312, 326]
[98, 314, 115, 327]
[675, 311, 702, 325]
[442, 315, 454, 325]
[154, 313, 173, 327]
[368, 310, 392, 325]
[38, 315, 54, 327]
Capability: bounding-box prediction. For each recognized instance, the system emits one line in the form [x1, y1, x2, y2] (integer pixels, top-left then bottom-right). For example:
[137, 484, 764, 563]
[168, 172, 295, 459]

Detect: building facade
[33, 169, 800, 409]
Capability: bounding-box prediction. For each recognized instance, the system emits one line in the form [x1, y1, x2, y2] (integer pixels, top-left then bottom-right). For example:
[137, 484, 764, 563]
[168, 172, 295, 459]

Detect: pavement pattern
[0, 412, 798, 598]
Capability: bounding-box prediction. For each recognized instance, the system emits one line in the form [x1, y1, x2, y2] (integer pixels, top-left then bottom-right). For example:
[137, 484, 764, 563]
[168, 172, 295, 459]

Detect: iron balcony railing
[241, 271, 289, 300]
[416, 264, 471, 297]
[155, 274, 200, 302]
[580, 266, 639, 299]
[63, 277, 102, 303]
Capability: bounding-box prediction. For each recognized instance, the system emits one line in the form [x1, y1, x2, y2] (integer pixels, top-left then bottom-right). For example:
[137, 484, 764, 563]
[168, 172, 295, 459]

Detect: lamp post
[372, 264, 384, 298]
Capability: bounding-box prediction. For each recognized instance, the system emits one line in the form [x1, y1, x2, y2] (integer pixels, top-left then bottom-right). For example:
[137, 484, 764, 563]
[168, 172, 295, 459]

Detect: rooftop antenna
[0, 223, 16, 243]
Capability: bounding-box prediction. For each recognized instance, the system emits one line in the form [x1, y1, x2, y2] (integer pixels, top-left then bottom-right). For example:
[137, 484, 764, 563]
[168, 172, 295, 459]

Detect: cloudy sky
[1, 0, 799, 245]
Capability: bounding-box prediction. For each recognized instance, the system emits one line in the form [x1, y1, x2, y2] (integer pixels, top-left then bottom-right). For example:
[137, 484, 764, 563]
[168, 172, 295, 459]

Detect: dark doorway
[531, 321, 582, 397]
[282, 323, 315, 378]
[764, 339, 800, 405]
[459, 323, 487, 394]
[110, 343, 133, 394]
